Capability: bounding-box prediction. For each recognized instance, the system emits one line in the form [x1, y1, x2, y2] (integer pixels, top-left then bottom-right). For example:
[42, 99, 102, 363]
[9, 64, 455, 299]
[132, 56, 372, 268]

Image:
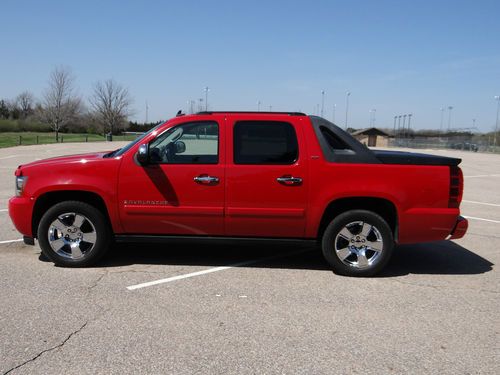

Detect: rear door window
[233, 121, 298, 164]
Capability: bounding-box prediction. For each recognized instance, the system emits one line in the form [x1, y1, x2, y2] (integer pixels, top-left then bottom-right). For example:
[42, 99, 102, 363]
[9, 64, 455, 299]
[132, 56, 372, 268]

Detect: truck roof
[194, 111, 306, 116]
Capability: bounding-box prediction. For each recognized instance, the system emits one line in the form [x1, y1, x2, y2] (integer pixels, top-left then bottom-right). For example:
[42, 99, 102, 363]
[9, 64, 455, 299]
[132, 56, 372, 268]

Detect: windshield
[107, 123, 164, 157]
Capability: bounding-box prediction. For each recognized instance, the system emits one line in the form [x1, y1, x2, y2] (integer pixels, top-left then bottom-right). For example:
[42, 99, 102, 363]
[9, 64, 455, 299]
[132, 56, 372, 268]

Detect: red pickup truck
[9, 112, 467, 276]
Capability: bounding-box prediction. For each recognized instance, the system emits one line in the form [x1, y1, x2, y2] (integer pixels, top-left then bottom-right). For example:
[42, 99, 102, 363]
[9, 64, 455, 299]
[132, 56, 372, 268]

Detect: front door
[225, 116, 308, 237]
[117, 118, 225, 235]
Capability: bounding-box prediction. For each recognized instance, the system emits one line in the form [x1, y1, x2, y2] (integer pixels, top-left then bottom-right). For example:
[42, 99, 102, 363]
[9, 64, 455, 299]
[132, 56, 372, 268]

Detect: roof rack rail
[195, 111, 306, 116]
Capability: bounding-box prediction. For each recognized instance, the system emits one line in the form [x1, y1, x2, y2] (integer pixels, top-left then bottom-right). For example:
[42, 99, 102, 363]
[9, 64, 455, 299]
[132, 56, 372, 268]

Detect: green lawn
[0, 132, 137, 148]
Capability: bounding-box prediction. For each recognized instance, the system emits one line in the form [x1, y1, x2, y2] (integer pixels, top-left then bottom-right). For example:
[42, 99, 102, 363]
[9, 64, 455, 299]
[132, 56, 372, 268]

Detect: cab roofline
[195, 111, 306, 116]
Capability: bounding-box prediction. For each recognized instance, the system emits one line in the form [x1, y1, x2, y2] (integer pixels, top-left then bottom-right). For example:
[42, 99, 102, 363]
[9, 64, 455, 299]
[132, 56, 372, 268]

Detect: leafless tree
[89, 79, 133, 138]
[40, 66, 82, 141]
[15, 91, 35, 119]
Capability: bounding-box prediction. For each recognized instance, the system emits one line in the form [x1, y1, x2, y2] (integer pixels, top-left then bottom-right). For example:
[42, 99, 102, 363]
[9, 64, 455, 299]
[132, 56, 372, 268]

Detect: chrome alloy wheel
[334, 221, 384, 269]
[47, 212, 97, 260]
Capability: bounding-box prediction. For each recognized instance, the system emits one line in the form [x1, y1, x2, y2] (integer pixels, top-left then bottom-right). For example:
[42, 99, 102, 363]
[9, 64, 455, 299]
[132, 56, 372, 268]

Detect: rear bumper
[8, 196, 34, 237]
[398, 208, 467, 244]
[448, 216, 468, 240]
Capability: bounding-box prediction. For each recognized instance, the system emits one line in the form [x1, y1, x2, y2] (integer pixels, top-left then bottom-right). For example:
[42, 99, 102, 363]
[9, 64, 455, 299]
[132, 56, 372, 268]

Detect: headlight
[15, 176, 27, 197]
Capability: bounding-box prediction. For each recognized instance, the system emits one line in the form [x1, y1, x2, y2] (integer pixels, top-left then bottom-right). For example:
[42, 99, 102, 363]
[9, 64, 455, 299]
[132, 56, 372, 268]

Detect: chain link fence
[390, 135, 500, 154]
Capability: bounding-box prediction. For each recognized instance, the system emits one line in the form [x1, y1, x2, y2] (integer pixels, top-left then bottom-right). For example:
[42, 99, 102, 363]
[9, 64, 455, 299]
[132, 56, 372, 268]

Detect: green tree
[0, 100, 9, 119]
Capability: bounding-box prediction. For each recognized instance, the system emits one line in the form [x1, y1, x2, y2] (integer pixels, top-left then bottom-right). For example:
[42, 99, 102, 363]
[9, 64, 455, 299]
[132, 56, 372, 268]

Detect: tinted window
[234, 121, 298, 164]
[149, 121, 218, 164]
[320, 126, 353, 151]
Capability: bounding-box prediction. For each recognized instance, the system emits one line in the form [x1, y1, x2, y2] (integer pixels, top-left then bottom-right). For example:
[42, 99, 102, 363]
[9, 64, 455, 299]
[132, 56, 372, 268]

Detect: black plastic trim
[23, 236, 35, 246]
[309, 116, 381, 163]
[372, 150, 461, 166]
[309, 116, 462, 166]
[115, 234, 316, 244]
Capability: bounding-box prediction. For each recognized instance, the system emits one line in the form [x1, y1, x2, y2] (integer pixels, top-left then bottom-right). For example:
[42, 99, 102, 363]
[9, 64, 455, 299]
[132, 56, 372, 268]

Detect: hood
[17, 151, 112, 171]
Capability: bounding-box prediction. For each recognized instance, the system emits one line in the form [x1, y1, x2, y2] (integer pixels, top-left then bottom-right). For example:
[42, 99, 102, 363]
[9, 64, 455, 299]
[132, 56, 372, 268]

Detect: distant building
[351, 127, 390, 147]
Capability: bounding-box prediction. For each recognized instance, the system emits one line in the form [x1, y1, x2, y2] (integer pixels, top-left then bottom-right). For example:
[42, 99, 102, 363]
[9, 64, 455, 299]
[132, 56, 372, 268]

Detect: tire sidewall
[321, 210, 394, 277]
[37, 201, 110, 267]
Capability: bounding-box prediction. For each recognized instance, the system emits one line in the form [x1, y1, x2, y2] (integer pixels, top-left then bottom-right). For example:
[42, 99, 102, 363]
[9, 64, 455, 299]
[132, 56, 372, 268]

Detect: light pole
[369, 108, 376, 127]
[204, 86, 210, 111]
[397, 115, 402, 139]
[257, 100, 261, 111]
[321, 90, 325, 117]
[494, 96, 500, 148]
[332, 103, 336, 123]
[345, 91, 351, 130]
[402, 114, 407, 138]
[408, 114, 412, 135]
[447, 106, 453, 131]
[393, 116, 397, 137]
[440, 107, 444, 132]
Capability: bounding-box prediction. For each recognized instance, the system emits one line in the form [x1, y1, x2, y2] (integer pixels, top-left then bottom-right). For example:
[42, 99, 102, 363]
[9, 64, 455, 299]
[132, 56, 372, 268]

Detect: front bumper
[8, 196, 34, 238]
[449, 216, 468, 240]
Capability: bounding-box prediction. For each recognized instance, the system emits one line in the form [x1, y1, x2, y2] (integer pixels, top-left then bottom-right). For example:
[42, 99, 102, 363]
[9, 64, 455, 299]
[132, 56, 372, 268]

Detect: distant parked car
[450, 142, 478, 152]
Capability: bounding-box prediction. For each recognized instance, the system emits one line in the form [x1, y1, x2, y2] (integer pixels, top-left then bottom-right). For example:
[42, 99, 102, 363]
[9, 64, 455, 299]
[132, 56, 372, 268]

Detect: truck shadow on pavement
[381, 241, 493, 277]
[87, 239, 494, 277]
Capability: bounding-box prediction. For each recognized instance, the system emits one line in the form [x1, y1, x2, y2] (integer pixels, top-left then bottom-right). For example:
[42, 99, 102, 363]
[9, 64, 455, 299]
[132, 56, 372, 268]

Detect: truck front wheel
[321, 210, 394, 277]
[37, 201, 111, 267]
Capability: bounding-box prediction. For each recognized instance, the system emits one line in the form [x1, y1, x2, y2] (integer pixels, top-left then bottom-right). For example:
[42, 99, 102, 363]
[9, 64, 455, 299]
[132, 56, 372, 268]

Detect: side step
[115, 234, 316, 245]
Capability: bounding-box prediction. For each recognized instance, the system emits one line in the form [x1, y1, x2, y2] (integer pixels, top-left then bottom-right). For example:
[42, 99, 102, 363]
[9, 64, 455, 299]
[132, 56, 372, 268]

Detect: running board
[114, 234, 316, 245]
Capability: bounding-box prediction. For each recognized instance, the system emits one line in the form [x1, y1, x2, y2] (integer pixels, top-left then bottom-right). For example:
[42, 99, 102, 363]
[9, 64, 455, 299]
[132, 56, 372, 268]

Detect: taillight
[449, 166, 463, 208]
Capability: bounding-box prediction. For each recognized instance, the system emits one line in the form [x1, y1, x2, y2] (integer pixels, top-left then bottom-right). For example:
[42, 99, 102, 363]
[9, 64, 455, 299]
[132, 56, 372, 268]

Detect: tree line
[0, 66, 140, 141]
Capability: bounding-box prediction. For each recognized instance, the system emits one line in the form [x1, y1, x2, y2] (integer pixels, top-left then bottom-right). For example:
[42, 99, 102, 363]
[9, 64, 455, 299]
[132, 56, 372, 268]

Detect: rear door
[225, 115, 308, 237]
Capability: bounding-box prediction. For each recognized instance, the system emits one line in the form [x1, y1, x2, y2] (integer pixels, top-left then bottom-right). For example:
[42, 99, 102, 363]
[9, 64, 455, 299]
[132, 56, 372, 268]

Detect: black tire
[37, 201, 111, 267]
[321, 210, 394, 277]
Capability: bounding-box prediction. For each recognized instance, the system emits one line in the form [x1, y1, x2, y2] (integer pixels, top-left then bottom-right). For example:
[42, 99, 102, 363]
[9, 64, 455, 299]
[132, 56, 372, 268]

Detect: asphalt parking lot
[0, 142, 498, 374]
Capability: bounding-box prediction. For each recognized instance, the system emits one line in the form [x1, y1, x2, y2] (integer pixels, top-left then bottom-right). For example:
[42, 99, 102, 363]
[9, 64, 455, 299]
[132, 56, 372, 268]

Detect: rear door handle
[276, 175, 303, 186]
[194, 174, 219, 185]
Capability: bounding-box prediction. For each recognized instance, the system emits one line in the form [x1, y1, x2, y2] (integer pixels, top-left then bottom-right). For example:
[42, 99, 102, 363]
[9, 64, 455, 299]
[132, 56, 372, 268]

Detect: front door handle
[276, 175, 303, 186]
[194, 174, 219, 185]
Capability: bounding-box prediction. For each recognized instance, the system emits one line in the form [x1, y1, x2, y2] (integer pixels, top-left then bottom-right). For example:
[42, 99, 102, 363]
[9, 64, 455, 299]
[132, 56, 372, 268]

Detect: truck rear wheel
[321, 210, 394, 277]
[37, 201, 111, 267]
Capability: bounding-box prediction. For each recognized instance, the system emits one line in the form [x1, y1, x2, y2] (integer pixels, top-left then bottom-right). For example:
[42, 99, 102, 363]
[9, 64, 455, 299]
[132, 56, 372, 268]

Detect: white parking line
[127, 248, 311, 291]
[0, 155, 20, 160]
[463, 174, 500, 178]
[463, 216, 500, 224]
[0, 239, 23, 244]
[0, 209, 8, 212]
[462, 200, 500, 207]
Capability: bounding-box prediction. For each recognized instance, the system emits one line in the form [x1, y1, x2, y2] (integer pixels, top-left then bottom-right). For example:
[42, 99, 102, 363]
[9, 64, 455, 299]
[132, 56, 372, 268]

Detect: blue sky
[1, 0, 499, 131]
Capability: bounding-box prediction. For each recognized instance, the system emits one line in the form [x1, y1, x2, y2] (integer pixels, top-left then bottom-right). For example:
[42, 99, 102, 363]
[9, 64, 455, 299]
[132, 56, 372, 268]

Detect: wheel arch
[32, 190, 112, 238]
[317, 197, 398, 240]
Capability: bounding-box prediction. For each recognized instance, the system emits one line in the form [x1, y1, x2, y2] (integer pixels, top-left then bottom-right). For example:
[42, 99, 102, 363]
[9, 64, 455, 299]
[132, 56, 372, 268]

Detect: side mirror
[136, 143, 149, 165]
[175, 140, 186, 154]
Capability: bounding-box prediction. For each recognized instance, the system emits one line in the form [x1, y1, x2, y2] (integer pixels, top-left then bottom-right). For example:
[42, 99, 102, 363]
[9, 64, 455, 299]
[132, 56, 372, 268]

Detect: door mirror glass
[136, 143, 149, 165]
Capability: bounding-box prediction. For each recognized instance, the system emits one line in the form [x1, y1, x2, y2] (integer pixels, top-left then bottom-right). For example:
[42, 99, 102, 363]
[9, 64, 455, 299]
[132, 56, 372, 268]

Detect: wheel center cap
[65, 227, 81, 241]
[351, 235, 366, 247]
